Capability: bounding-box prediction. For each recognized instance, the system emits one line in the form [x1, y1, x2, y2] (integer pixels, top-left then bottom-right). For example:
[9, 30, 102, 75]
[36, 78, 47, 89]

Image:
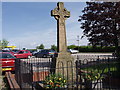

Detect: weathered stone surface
[51, 2, 70, 53]
[51, 2, 76, 85]
[55, 52, 75, 78]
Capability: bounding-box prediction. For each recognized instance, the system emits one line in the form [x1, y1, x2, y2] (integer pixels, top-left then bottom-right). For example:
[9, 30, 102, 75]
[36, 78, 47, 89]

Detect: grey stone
[51, 2, 70, 53]
[51, 2, 76, 85]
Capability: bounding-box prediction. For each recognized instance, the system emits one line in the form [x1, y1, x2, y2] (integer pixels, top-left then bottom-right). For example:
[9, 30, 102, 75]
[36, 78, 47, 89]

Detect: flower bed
[81, 70, 102, 81]
[42, 74, 66, 89]
[80, 70, 103, 89]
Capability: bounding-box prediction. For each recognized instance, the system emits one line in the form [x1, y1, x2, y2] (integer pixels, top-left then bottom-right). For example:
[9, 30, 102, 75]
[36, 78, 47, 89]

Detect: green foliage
[81, 62, 118, 80]
[79, 2, 120, 47]
[81, 70, 102, 81]
[67, 45, 77, 49]
[0, 39, 9, 49]
[51, 45, 57, 51]
[79, 46, 115, 52]
[36, 44, 44, 49]
[28, 49, 37, 51]
[67, 45, 115, 52]
[43, 74, 66, 89]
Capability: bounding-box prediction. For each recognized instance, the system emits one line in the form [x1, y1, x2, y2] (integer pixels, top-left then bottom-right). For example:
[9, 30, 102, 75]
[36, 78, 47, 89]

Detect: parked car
[11, 49, 19, 53]
[13, 50, 32, 59]
[68, 49, 79, 54]
[1, 49, 15, 55]
[35, 49, 57, 58]
[32, 51, 38, 56]
[0, 52, 16, 72]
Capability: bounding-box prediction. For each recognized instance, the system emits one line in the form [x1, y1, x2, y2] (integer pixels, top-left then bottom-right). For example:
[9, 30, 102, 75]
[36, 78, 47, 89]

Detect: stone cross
[51, 3, 76, 87]
[51, 2, 70, 53]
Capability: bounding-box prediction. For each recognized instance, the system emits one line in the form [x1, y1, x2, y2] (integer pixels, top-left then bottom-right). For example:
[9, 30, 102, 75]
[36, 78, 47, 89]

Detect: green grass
[81, 62, 118, 74]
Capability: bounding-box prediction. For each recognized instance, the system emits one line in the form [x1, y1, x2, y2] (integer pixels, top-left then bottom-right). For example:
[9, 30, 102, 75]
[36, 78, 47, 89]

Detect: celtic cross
[51, 2, 70, 53]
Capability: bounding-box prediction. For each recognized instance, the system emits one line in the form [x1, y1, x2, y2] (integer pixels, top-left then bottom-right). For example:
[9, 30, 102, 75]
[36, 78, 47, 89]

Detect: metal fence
[15, 55, 120, 90]
[15, 58, 33, 89]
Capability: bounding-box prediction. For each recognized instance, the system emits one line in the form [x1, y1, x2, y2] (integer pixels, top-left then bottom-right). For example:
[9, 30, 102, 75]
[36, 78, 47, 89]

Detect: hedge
[28, 46, 115, 52]
[70, 46, 115, 52]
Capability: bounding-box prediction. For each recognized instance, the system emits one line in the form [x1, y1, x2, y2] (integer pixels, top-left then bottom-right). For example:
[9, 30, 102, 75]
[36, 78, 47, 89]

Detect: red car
[0, 52, 16, 72]
[13, 50, 32, 59]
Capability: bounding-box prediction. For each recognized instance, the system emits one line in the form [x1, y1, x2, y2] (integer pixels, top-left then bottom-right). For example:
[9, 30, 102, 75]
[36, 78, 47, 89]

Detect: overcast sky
[2, 2, 88, 49]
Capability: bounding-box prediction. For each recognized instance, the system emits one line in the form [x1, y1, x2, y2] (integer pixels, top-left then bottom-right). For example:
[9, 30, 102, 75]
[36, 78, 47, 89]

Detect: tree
[78, 2, 120, 49]
[67, 45, 77, 49]
[36, 44, 44, 49]
[51, 45, 57, 51]
[0, 39, 9, 49]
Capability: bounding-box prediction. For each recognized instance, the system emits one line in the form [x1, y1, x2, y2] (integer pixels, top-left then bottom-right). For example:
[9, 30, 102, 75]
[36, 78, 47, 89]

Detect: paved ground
[0, 76, 2, 89]
[74, 52, 112, 55]
[19, 53, 113, 73]
[72, 53, 112, 60]
[0, 75, 7, 90]
[0, 68, 3, 89]
[21, 52, 113, 65]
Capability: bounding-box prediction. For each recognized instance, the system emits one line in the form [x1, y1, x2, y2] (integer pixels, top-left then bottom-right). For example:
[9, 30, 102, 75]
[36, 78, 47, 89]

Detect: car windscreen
[0, 53, 15, 59]
[49, 50, 55, 52]
[2, 50, 10, 52]
[41, 50, 49, 53]
[12, 50, 19, 53]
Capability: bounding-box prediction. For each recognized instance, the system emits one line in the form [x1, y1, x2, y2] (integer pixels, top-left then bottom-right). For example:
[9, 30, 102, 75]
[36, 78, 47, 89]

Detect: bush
[78, 46, 115, 52]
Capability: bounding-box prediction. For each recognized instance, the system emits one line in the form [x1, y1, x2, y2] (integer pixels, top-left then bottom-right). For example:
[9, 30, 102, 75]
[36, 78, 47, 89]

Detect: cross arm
[51, 7, 59, 16]
[64, 8, 70, 18]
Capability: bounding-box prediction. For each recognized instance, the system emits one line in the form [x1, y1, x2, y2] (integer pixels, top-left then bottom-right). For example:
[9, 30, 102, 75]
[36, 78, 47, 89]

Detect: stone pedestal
[55, 52, 76, 85]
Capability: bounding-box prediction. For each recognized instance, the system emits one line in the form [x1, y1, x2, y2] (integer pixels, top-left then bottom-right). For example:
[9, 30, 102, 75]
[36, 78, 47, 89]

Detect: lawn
[80, 61, 119, 76]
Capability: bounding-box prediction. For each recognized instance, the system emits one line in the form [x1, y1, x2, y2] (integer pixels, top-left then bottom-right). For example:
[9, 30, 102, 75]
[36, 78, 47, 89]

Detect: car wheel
[34, 54, 37, 58]
[43, 54, 47, 58]
[35, 55, 37, 58]
[28, 56, 31, 58]
[36, 55, 40, 58]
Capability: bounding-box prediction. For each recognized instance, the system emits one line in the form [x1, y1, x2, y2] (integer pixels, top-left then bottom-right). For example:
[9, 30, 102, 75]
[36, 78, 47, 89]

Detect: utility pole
[77, 35, 80, 51]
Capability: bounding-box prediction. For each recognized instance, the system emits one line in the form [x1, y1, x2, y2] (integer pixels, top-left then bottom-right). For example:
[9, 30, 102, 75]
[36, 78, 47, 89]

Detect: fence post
[50, 57, 56, 74]
[75, 60, 79, 90]
[30, 63, 34, 90]
[108, 57, 111, 90]
[79, 60, 82, 90]
[97, 56, 99, 62]
[19, 59, 21, 88]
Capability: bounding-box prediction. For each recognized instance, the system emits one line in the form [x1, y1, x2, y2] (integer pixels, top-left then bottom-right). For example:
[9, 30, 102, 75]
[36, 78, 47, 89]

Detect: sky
[2, 0, 90, 2]
[2, 2, 88, 49]
[0, 2, 2, 41]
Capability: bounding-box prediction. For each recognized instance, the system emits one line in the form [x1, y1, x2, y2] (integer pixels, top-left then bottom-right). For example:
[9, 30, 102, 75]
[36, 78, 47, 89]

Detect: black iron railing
[15, 55, 120, 90]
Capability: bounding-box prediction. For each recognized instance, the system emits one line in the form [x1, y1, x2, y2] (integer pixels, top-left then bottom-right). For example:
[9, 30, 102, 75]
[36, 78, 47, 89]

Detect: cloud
[66, 23, 88, 46]
[8, 22, 88, 49]
[5, 2, 88, 49]
[8, 27, 57, 49]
